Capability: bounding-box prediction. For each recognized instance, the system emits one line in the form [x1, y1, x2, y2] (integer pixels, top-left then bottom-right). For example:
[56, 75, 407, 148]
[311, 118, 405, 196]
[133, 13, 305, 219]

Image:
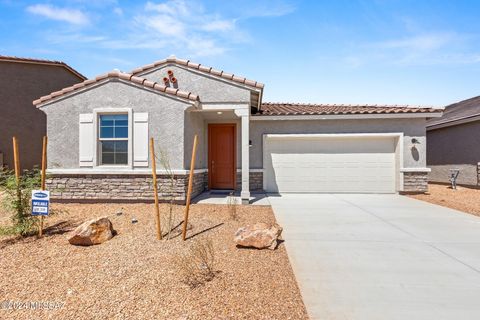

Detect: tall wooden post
[182, 135, 198, 241]
[12, 137, 20, 182]
[150, 138, 162, 240]
[39, 136, 47, 237]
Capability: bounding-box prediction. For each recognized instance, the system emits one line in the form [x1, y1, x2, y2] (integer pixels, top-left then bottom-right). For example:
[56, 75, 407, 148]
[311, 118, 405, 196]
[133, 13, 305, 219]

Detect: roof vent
[171, 77, 178, 89]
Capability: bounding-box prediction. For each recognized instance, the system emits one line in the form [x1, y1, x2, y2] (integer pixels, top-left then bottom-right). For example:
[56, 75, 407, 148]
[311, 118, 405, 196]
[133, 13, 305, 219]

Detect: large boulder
[68, 217, 114, 246]
[234, 222, 283, 250]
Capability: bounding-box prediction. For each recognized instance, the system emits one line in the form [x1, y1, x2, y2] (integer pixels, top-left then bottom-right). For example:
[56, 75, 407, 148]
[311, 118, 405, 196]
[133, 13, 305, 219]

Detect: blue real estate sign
[31, 190, 50, 216]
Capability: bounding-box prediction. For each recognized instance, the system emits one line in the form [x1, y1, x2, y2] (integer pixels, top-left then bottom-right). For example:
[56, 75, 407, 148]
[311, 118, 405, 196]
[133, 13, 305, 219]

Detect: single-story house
[427, 95, 480, 186]
[0, 55, 85, 169]
[33, 56, 442, 203]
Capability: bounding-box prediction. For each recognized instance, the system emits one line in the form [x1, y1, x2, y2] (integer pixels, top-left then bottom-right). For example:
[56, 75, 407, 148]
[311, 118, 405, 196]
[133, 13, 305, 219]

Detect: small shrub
[227, 192, 238, 221]
[161, 204, 180, 239]
[0, 168, 42, 236]
[174, 238, 216, 288]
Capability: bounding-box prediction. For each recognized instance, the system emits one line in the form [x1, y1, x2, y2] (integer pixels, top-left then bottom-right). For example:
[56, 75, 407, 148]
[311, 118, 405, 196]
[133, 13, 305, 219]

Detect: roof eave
[131, 57, 264, 91]
[33, 72, 200, 108]
[252, 112, 443, 120]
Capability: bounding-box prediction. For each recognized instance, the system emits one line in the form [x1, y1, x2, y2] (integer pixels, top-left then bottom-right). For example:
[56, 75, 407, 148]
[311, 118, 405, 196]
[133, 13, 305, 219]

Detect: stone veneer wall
[402, 172, 428, 193]
[46, 172, 207, 203]
[234, 171, 263, 191]
[478, 163, 480, 186]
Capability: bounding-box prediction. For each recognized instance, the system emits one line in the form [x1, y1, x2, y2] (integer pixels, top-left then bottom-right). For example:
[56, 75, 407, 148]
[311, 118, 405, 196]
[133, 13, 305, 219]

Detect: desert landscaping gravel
[409, 183, 480, 217]
[0, 202, 308, 320]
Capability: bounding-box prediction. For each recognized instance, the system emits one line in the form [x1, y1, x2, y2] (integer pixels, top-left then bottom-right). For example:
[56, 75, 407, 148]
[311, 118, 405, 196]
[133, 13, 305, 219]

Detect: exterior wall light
[411, 138, 420, 149]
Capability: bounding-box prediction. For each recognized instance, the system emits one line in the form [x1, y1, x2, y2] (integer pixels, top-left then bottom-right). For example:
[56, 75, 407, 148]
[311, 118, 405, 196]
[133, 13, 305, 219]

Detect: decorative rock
[68, 217, 114, 246]
[234, 222, 283, 250]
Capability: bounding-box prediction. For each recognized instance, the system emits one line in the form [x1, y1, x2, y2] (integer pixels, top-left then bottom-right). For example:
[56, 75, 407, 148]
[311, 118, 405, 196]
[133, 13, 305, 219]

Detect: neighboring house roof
[33, 71, 199, 107]
[131, 56, 264, 90]
[427, 95, 480, 130]
[0, 55, 86, 80]
[255, 102, 440, 116]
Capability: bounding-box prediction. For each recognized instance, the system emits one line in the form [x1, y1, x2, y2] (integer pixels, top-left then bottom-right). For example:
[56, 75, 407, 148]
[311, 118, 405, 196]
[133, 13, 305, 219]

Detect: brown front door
[208, 124, 236, 189]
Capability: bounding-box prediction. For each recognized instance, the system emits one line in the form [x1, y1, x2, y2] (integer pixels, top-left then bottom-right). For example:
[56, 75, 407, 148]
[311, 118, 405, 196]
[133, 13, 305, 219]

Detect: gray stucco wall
[0, 62, 83, 169]
[427, 121, 480, 185]
[138, 65, 251, 103]
[250, 118, 427, 169]
[184, 111, 206, 169]
[41, 80, 191, 169]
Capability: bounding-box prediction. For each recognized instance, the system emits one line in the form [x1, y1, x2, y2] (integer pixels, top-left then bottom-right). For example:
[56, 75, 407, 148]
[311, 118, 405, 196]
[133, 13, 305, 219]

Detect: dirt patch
[409, 183, 480, 217]
[0, 202, 307, 319]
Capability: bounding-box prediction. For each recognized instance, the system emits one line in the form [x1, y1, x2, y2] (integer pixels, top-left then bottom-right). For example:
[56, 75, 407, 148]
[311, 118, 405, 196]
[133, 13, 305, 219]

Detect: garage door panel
[265, 136, 396, 193]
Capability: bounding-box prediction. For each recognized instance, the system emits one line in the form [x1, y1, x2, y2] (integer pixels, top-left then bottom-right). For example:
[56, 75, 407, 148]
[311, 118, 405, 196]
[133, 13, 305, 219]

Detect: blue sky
[1, 0, 480, 106]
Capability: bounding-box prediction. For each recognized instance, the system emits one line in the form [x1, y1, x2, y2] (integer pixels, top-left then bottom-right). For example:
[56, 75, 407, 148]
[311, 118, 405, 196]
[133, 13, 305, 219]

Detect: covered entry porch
[188, 104, 252, 203]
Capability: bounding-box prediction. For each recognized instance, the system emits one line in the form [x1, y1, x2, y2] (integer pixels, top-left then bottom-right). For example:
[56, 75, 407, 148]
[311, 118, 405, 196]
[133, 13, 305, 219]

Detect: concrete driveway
[268, 194, 480, 320]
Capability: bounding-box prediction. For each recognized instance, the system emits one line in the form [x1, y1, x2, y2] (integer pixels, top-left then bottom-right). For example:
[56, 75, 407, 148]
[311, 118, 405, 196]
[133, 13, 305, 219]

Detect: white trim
[252, 113, 443, 121]
[400, 167, 431, 173]
[264, 133, 404, 139]
[93, 108, 133, 168]
[49, 168, 265, 175]
[262, 132, 404, 193]
[199, 103, 250, 112]
[47, 168, 208, 175]
[427, 114, 480, 131]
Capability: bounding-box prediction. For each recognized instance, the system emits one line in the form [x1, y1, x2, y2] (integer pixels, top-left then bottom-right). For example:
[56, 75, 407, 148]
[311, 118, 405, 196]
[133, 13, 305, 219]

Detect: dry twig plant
[227, 192, 238, 221]
[174, 238, 216, 288]
[157, 149, 179, 239]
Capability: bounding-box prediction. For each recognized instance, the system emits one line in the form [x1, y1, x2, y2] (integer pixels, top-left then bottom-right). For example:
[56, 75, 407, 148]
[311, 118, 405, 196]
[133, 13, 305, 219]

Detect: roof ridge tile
[33, 71, 199, 106]
[131, 57, 264, 89]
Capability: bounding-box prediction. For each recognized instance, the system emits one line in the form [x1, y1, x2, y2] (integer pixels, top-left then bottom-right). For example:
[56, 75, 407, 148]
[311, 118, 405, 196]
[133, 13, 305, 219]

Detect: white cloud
[26, 4, 89, 25]
[113, 7, 123, 15]
[377, 33, 455, 52]
[201, 19, 235, 32]
[30, 0, 295, 58]
[343, 31, 480, 67]
[126, 0, 240, 56]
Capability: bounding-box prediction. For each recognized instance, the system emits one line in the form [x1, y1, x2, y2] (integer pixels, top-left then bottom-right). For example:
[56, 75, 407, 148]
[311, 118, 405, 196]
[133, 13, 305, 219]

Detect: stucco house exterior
[427, 95, 480, 186]
[0, 56, 85, 169]
[33, 56, 442, 203]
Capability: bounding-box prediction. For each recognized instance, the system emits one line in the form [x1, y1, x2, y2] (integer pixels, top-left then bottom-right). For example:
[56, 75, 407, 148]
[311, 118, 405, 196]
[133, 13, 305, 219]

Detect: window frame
[93, 108, 133, 168]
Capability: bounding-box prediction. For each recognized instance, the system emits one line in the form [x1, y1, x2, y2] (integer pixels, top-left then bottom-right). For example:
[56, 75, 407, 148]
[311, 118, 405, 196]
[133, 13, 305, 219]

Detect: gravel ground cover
[0, 202, 308, 320]
[408, 183, 480, 217]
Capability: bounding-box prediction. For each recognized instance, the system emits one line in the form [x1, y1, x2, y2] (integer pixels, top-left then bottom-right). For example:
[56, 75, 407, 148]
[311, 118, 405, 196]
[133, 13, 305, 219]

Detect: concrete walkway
[268, 194, 480, 320]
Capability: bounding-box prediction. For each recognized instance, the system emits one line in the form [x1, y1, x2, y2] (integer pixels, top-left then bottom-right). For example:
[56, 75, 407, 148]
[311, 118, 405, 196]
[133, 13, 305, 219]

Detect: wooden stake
[12, 137, 20, 183]
[150, 138, 162, 240]
[39, 136, 47, 237]
[182, 134, 198, 241]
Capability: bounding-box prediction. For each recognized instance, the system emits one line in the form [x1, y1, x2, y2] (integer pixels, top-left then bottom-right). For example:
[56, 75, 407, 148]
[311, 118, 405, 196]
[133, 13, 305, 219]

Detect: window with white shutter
[79, 113, 94, 167]
[133, 112, 149, 167]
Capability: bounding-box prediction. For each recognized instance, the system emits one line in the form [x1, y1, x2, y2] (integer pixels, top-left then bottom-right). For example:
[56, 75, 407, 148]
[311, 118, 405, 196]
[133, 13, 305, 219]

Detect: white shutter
[79, 113, 94, 167]
[133, 112, 149, 167]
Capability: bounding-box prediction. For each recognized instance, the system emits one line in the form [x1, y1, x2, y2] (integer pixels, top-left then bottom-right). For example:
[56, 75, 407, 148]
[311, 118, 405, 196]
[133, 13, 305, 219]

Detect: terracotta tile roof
[0, 55, 86, 80]
[33, 71, 200, 107]
[255, 102, 440, 116]
[131, 56, 264, 90]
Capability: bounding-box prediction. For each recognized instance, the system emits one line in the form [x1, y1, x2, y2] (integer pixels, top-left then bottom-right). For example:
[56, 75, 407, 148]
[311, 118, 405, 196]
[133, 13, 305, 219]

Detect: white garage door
[264, 134, 397, 193]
